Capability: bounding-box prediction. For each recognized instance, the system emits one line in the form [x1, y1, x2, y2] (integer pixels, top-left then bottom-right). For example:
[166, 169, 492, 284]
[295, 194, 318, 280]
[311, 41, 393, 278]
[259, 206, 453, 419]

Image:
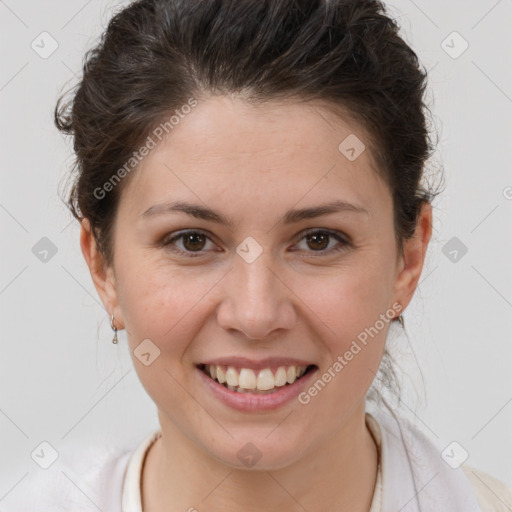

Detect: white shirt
[6, 410, 512, 511]
[120, 412, 510, 511]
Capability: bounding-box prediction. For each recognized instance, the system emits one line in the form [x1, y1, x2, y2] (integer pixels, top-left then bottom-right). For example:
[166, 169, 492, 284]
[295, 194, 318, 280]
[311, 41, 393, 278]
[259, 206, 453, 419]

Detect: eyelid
[291, 228, 350, 254]
[160, 229, 217, 254]
[295, 227, 349, 243]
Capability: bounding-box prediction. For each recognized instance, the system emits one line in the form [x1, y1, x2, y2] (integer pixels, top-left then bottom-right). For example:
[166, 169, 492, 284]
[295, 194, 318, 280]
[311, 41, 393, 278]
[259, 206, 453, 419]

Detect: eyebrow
[141, 199, 369, 227]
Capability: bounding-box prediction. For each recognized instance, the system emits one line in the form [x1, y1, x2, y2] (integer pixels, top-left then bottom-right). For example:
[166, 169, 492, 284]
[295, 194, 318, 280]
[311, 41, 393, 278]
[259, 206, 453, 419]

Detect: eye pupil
[183, 233, 206, 251]
[306, 232, 329, 251]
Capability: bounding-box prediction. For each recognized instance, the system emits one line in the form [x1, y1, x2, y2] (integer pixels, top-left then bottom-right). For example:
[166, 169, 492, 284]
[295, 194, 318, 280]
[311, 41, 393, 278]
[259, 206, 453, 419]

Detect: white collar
[121, 402, 482, 512]
[370, 399, 483, 511]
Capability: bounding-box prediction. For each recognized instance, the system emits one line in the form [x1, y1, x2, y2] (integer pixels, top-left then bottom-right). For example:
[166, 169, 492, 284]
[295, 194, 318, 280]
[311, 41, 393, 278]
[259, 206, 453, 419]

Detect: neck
[142, 403, 378, 512]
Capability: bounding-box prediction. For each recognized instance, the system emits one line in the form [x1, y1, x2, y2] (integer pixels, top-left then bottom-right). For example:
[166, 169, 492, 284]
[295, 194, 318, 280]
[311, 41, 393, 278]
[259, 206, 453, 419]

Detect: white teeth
[216, 366, 226, 384]
[257, 369, 275, 390]
[274, 366, 288, 386]
[203, 364, 310, 392]
[225, 367, 239, 387]
[238, 369, 257, 390]
[286, 366, 297, 384]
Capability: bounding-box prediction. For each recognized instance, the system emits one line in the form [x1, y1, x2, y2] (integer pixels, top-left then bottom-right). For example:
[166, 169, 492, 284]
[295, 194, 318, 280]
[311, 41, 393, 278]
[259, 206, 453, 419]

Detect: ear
[392, 202, 433, 313]
[80, 218, 124, 329]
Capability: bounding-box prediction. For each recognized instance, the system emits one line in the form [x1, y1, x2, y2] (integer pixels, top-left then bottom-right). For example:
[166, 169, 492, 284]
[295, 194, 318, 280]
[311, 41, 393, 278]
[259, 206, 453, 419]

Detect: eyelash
[160, 229, 350, 258]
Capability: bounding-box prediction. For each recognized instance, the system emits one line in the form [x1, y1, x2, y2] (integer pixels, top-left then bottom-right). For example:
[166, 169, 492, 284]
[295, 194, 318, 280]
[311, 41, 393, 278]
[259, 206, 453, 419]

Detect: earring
[396, 314, 405, 328]
[110, 313, 118, 344]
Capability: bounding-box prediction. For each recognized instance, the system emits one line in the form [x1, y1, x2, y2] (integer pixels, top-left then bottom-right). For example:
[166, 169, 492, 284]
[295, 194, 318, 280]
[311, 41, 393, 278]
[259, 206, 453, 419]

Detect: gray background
[1, 0, 511, 505]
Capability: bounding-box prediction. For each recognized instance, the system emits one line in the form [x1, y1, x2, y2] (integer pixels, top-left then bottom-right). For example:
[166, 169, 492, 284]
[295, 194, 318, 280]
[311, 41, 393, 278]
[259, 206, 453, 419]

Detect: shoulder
[5, 439, 133, 511]
[461, 464, 512, 512]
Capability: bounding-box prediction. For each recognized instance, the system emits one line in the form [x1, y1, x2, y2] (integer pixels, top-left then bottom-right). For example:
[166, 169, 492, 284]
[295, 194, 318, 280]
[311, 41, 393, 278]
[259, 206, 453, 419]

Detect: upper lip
[198, 357, 316, 373]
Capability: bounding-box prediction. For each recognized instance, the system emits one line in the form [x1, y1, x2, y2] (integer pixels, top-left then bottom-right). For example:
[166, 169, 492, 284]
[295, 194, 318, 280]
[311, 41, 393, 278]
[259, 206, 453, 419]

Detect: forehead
[119, 96, 390, 220]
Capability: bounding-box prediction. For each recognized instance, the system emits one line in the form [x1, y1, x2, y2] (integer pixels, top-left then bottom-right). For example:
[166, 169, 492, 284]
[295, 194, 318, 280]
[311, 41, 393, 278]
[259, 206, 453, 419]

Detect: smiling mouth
[197, 363, 317, 394]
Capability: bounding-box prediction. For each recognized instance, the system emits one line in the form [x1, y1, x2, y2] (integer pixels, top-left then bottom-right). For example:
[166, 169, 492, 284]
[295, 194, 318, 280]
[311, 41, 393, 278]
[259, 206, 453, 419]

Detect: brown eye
[305, 232, 330, 251]
[162, 230, 216, 256]
[293, 229, 349, 256]
[182, 232, 207, 251]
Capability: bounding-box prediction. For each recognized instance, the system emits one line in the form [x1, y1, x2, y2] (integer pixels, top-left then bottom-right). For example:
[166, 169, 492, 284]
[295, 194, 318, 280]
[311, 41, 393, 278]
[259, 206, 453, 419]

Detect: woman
[15, 0, 512, 510]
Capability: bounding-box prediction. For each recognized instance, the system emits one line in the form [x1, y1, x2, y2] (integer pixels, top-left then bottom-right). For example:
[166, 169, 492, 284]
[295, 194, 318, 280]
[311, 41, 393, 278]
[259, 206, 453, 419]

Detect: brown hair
[56, 0, 439, 269]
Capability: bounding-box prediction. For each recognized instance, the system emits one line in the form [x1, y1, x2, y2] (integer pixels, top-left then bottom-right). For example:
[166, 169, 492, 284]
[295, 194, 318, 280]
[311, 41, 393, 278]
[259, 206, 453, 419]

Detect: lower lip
[196, 366, 318, 412]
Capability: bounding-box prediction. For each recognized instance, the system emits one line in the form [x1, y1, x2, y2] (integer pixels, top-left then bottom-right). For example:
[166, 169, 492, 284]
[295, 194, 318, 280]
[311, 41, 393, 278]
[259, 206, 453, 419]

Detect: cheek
[300, 248, 396, 384]
[310, 258, 395, 337]
[115, 263, 219, 411]
[298, 272, 392, 422]
[116, 256, 225, 355]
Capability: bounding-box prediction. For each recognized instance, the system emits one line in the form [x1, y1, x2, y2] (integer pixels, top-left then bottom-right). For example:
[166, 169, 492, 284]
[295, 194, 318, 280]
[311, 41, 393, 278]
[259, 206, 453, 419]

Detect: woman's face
[83, 96, 430, 469]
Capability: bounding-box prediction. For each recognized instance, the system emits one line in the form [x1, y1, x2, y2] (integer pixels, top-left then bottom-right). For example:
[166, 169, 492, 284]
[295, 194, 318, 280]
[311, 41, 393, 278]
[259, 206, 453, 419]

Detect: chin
[204, 433, 311, 471]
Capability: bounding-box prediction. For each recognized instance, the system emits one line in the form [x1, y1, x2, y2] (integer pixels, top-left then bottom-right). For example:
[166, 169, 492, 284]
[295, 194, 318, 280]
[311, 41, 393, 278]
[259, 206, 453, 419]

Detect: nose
[216, 249, 296, 340]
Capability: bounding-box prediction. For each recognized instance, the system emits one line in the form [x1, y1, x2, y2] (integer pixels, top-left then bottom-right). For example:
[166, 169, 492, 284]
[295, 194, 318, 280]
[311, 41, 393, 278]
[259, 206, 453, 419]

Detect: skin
[81, 95, 432, 512]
